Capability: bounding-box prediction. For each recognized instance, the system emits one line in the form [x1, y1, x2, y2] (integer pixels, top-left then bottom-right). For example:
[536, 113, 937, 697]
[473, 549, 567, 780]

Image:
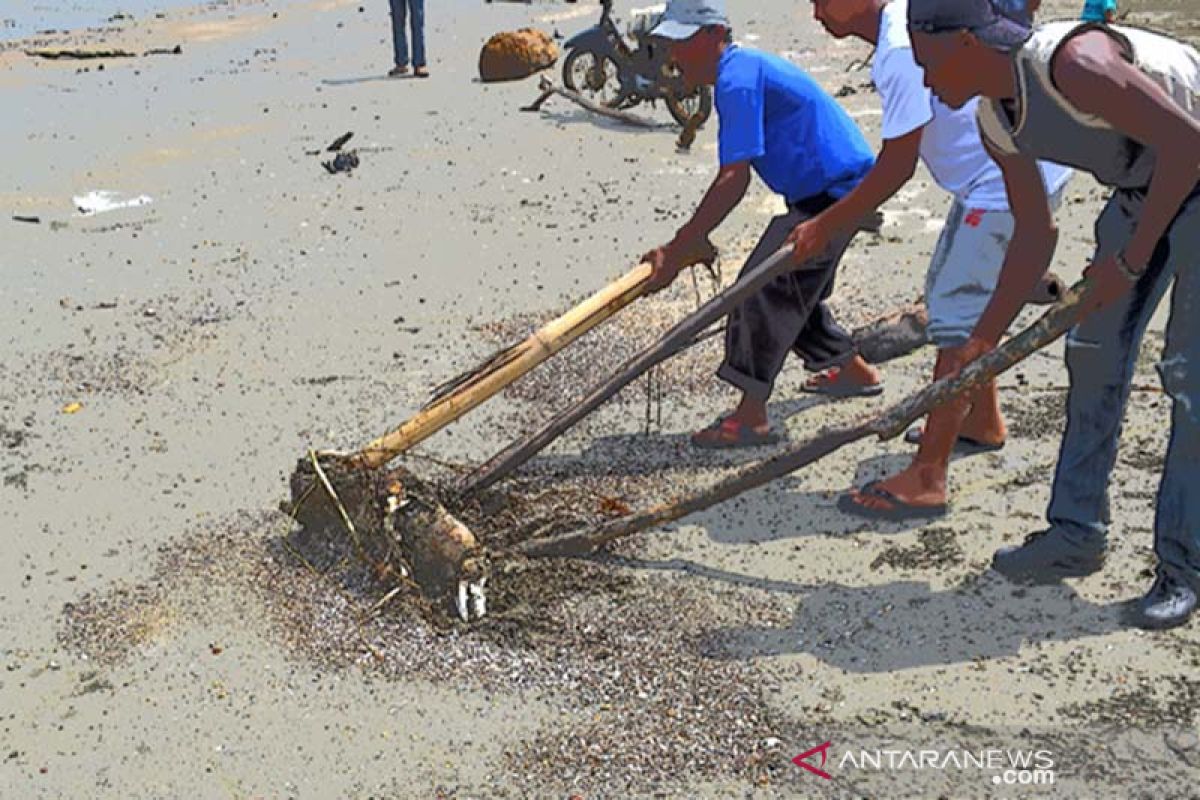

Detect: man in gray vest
[907, 0, 1200, 628]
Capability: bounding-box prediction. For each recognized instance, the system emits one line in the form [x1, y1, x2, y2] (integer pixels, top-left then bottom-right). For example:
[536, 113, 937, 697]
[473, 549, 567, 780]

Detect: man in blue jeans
[388, 0, 428, 78]
[644, 0, 880, 448]
[908, 0, 1200, 628]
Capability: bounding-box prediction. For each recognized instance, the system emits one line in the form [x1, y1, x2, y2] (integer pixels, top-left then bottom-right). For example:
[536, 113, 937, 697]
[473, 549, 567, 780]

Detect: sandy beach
[2, 0, 1199, 796]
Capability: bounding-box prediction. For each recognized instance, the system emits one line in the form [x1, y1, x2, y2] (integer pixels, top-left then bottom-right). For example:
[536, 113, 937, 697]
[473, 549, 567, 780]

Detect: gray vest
[977, 22, 1200, 190]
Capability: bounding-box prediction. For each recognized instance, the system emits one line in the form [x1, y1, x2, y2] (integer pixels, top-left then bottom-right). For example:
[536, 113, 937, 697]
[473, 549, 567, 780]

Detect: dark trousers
[717, 196, 858, 402]
[388, 0, 426, 68]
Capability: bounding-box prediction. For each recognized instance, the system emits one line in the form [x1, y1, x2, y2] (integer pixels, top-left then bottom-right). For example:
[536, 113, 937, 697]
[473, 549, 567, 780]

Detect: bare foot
[413, 66, 430, 78]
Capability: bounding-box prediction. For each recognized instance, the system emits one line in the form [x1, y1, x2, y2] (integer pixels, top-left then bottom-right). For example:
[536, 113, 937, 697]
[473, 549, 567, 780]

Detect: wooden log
[853, 303, 929, 364]
[514, 279, 1090, 557]
[25, 49, 136, 60]
[853, 271, 1065, 364]
[456, 245, 807, 496]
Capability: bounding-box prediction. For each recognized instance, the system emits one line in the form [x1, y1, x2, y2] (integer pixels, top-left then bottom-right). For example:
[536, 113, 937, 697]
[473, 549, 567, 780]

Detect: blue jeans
[1047, 186, 1200, 580]
[388, 0, 425, 68]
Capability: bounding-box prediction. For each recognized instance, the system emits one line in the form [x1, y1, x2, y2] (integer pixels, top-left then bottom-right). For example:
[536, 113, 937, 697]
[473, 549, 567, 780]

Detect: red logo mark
[964, 208, 986, 227]
[792, 741, 833, 780]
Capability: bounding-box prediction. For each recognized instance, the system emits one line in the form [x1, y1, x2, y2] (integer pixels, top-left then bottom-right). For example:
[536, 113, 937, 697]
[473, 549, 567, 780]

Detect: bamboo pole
[351, 262, 652, 468]
[514, 280, 1090, 557]
[348, 239, 716, 469]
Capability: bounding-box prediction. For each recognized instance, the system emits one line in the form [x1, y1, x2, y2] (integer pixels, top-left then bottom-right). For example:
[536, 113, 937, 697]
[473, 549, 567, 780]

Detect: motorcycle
[561, 0, 713, 129]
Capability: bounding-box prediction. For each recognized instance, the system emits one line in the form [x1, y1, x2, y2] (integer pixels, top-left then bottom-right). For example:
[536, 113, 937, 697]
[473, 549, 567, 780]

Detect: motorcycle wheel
[667, 85, 713, 128]
[562, 49, 621, 107]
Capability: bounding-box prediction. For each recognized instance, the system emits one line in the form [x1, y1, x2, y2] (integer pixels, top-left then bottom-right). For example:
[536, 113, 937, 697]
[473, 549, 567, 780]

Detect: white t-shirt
[872, 0, 1071, 209]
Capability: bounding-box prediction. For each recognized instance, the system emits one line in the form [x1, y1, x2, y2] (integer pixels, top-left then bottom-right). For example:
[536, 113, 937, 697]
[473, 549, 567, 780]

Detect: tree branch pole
[521, 76, 660, 128]
[514, 280, 1091, 557]
[457, 244, 810, 496]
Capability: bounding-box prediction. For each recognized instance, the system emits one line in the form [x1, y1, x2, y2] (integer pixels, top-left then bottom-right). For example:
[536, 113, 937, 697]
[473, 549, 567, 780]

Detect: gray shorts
[924, 191, 1063, 348]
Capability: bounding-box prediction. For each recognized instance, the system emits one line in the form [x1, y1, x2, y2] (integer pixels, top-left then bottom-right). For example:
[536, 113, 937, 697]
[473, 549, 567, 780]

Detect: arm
[1054, 31, 1200, 272]
[786, 128, 922, 263]
[972, 143, 1059, 346]
[676, 160, 752, 245]
[787, 46, 928, 263]
[644, 161, 749, 290]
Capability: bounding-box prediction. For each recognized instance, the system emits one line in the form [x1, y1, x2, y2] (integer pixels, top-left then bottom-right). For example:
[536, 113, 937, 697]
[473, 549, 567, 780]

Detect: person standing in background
[1081, 0, 1118, 23]
[388, 0, 428, 78]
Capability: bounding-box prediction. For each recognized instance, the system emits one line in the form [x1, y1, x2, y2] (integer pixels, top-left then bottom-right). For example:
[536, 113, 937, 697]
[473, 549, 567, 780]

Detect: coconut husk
[479, 28, 558, 83]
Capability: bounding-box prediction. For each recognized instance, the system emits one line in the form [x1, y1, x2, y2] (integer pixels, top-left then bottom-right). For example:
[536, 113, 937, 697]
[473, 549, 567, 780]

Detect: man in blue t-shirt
[645, 0, 879, 448]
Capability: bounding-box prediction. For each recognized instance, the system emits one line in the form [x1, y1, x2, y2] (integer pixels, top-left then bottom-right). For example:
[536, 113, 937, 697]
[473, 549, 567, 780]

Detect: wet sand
[2, 0, 1198, 797]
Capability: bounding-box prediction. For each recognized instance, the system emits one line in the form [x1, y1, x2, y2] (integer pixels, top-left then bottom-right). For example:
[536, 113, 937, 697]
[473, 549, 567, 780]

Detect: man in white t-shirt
[788, 0, 1071, 519]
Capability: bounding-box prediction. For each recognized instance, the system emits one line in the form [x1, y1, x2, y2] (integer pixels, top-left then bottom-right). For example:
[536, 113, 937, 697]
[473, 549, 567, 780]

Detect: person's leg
[1140, 192, 1200, 627]
[388, 0, 409, 72]
[847, 201, 1010, 515]
[794, 263, 882, 395]
[699, 209, 844, 445]
[409, 0, 427, 73]
[994, 191, 1177, 581]
[926, 202, 1012, 447]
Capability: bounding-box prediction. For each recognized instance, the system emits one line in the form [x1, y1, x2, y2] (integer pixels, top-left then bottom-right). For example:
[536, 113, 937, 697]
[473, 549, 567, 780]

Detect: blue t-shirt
[715, 46, 874, 204]
[1080, 0, 1117, 22]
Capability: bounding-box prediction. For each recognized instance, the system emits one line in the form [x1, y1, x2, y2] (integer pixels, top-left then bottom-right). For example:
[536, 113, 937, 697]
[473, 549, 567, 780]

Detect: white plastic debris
[73, 190, 153, 216]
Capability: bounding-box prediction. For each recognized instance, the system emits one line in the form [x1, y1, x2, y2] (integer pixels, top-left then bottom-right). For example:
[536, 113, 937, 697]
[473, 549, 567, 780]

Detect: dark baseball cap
[907, 0, 1033, 51]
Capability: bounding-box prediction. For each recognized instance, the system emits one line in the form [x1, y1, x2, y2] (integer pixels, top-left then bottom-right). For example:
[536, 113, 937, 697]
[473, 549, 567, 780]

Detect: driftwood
[853, 272, 1066, 364]
[326, 131, 354, 152]
[676, 113, 704, 151]
[515, 279, 1091, 557]
[25, 49, 136, 60]
[522, 76, 659, 128]
[854, 303, 929, 364]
